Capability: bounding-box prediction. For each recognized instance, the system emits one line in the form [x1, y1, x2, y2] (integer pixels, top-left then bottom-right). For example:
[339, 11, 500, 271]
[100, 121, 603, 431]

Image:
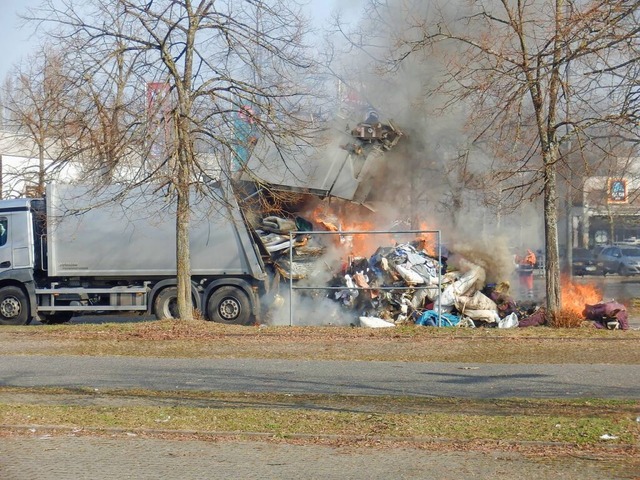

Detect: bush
[550, 309, 584, 328]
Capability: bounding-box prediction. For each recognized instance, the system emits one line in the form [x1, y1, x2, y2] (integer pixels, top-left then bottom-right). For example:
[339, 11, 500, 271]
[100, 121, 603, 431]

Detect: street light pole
[564, 0, 573, 278]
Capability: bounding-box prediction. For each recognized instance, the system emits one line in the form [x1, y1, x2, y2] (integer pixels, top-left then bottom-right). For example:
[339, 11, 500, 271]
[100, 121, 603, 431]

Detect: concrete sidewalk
[1, 434, 637, 480]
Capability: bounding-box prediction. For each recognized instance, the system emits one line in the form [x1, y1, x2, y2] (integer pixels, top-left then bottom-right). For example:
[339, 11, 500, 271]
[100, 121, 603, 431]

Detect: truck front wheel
[0, 286, 30, 325]
[207, 286, 252, 325]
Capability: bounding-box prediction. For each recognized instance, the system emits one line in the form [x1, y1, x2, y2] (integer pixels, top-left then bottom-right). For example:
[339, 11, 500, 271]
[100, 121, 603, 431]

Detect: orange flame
[415, 221, 439, 257]
[560, 276, 602, 315]
[309, 203, 389, 257]
[306, 201, 438, 259]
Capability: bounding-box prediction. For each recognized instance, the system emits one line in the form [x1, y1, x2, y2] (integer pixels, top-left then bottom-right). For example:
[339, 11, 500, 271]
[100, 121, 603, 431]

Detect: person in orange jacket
[523, 249, 537, 267]
[516, 249, 536, 298]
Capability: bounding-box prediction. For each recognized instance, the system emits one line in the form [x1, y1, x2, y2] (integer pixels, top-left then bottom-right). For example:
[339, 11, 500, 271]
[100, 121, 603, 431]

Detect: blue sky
[0, 0, 344, 81]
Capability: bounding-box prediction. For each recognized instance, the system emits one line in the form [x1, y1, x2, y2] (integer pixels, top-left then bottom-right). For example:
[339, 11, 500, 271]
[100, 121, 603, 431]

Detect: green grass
[0, 387, 637, 447]
[2, 323, 639, 453]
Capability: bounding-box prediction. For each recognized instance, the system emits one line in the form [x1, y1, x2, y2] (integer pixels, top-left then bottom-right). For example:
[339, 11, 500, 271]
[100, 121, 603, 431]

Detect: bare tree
[1, 47, 70, 197]
[27, 0, 316, 320]
[339, 0, 640, 318]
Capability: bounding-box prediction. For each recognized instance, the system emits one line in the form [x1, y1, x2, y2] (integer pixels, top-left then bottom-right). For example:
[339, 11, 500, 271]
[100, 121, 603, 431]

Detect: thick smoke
[323, 0, 545, 265]
[260, 0, 546, 325]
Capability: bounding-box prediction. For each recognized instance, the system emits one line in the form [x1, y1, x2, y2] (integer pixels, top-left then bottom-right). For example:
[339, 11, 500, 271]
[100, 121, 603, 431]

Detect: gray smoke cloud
[321, 0, 545, 265]
[261, 0, 547, 325]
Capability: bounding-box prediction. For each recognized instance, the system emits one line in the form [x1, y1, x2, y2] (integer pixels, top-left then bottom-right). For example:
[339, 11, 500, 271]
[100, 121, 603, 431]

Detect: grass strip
[2, 321, 640, 363]
[0, 387, 637, 447]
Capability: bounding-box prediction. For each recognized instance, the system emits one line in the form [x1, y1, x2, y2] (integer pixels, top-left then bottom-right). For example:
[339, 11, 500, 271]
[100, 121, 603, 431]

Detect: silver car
[597, 245, 640, 275]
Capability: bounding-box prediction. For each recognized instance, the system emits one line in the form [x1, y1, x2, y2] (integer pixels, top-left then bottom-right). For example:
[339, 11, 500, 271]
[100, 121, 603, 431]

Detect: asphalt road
[2, 355, 639, 399]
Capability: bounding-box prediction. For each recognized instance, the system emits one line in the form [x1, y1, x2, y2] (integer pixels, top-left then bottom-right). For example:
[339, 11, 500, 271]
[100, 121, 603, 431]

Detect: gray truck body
[240, 118, 402, 204]
[46, 182, 264, 279]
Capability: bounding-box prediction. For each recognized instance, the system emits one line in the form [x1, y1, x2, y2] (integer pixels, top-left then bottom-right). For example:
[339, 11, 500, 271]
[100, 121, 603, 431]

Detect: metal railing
[285, 228, 443, 327]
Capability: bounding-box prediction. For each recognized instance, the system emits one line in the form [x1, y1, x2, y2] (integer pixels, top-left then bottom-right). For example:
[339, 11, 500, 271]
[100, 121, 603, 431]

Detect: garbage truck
[0, 181, 272, 326]
[0, 115, 403, 326]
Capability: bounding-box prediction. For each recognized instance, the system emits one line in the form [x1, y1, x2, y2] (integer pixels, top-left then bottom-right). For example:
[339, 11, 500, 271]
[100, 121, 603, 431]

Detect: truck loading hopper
[239, 117, 402, 204]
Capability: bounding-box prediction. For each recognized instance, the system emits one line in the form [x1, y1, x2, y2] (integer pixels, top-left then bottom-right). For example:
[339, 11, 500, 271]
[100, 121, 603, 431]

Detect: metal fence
[286, 228, 443, 327]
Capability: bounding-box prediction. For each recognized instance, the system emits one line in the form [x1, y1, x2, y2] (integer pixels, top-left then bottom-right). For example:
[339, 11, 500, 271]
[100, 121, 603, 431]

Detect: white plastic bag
[395, 264, 426, 284]
[359, 316, 396, 328]
[498, 312, 519, 329]
[455, 291, 497, 312]
[462, 309, 500, 323]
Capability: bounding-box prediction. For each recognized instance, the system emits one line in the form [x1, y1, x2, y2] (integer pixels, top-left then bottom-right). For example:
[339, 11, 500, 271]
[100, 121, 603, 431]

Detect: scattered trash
[249, 203, 630, 330]
[599, 434, 619, 440]
[498, 312, 519, 329]
[359, 316, 396, 328]
[583, 302, 629, 330]
[255, 219, 634, 329]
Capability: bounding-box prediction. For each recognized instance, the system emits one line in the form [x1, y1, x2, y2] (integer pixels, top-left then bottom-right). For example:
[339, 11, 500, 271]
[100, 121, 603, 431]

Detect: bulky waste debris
[253, 215, 629, 330]
[246, 110, 627, 329]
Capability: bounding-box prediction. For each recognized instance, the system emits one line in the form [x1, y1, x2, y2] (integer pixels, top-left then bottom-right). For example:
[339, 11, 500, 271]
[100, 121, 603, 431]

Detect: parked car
[596, 245, 640, 276]
[571, 248, 604, 276]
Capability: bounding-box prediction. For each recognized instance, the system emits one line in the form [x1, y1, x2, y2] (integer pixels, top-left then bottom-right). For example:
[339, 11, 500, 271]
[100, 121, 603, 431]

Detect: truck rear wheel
[207, 286, 252, 325]
[0, 286, 30, 325]
[153, 287, 180, 319]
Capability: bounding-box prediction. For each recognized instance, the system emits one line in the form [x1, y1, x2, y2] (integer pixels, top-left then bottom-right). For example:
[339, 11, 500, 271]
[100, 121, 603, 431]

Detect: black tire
[40, 312, 74, 325]
[153, 287, 179, 319]
[207, 286, 252, 325]
[0, 286, 30, 325]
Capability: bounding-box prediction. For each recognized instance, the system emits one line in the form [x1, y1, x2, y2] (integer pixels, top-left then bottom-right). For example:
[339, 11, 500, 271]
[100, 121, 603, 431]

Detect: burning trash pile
[254, 213, 630, 330]
[244, 109, 629, 330]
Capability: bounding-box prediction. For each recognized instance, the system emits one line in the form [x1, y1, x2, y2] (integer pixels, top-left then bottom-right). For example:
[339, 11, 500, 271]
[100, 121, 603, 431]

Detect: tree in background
[26, 0, 316, 320]
[1, 47, 71, 197]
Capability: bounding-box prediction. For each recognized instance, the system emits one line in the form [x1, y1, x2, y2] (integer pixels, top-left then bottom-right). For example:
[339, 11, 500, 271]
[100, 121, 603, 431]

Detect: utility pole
[564, 0, 573, 277]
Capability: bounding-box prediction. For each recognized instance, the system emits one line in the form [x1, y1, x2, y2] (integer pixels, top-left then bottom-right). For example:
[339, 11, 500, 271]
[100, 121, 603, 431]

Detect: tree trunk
[544, 147, 561, 321]
[176, 156, 192, 321]
[39, 143, 45, 197]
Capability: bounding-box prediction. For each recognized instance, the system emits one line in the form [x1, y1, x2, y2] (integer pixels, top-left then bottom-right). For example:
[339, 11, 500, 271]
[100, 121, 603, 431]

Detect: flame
[560, 276, 602, 315]
[309, 203, 392, 257]
[415, 221, 439, 257]
[305, 200, 439, 259]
